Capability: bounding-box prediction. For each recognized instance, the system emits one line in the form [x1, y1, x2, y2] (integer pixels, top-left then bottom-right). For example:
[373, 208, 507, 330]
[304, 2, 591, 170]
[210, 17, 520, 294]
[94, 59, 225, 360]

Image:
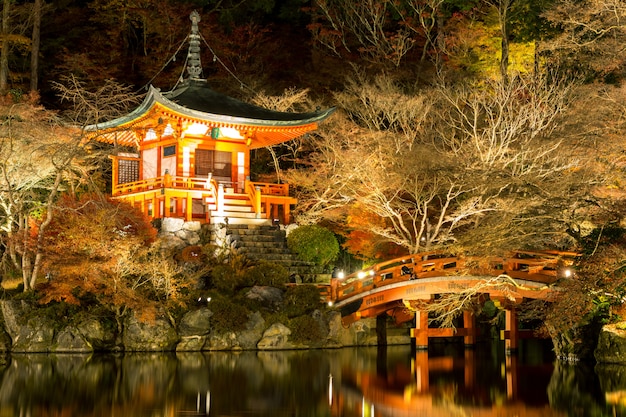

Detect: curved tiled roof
[86, 80, 335, 132]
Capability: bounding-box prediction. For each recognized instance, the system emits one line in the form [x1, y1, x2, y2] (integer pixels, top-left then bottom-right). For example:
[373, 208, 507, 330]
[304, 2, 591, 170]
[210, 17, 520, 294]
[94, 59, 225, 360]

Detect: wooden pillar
[254, 186, 261, 218]
[110, 156, 119, 195]
[140, 196, 146, 218]
[505, 308, 518, 354]
[284, 204, 291, 224]
[164, 193, 171, 218]
[463, 310, 476, 346]
[217, 184, 225, 215]
[150, 193, 158, 219]
[413, 310, 429, 350]
[376, 314, 387, 346]
[186, 197, 193, 222]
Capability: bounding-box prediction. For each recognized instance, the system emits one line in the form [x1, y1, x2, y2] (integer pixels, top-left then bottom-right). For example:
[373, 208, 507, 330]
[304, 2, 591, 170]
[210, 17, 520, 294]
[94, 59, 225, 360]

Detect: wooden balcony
[111, 174, 297, 225]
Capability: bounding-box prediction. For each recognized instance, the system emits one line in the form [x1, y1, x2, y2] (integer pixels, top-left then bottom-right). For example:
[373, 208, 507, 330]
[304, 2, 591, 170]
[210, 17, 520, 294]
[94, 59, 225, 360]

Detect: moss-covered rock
[122, 309, 179, 351]
[596, 324, 626, 363]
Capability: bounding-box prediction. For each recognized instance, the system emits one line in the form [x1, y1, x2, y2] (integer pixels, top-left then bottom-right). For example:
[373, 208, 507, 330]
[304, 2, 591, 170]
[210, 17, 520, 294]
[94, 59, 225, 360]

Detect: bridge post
[463, 310, 476, 346]
[413, 310, 429, 350]
[504, 308, 519, 354]
[376, 314, 387, 345]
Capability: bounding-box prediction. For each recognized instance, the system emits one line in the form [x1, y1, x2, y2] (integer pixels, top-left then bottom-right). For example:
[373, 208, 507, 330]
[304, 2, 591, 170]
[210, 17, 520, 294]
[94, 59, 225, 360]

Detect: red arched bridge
[323, 250, 579, 351]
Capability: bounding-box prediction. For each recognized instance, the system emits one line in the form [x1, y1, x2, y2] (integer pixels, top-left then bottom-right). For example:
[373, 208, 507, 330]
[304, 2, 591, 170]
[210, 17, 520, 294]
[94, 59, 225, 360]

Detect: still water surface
[0, 340, 623, 417]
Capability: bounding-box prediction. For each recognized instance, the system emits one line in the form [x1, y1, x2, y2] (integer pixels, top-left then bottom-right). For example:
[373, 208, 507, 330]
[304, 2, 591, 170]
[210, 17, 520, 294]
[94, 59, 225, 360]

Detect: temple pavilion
[87, 11, 334, 226]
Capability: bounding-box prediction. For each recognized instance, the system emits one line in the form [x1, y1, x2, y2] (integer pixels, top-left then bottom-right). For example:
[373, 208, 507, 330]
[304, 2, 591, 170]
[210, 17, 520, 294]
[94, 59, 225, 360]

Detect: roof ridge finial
[186, 11, 203, 80]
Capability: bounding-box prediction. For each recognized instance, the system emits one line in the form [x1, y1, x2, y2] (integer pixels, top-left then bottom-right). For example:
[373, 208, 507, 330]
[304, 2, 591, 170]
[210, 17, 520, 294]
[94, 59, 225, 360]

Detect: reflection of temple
[329, 344, 565, 417]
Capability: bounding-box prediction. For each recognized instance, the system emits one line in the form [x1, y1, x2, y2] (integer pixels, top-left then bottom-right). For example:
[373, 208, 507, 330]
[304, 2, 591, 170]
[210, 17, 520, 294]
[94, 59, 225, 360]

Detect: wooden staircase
[208, 224, 319, 280]
[205, 189, 271, 226]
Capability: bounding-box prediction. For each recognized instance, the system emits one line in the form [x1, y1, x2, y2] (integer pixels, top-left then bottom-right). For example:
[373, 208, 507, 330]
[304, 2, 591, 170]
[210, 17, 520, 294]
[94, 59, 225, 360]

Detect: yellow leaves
[445, 10, 535, 79]
[0, 33, 32, 51]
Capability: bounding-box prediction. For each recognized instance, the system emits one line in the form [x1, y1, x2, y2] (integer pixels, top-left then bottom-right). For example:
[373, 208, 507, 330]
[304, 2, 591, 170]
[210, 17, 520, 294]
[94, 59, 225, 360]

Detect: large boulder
[0, 300, 27, 339]
[246, 286, 283, 308]
[178, 308, 212, 336]
[207, 331, 238, 350]
[0, 300, 55, 352]
[75, 317, 117, 351]
[54, 325, 92, 353]
[234, 311, 266, 349]
[205, 312, 265, 351]
[0, 326, 10, 352]
[53, 318, 117, 353]
[175, 229, 201, 245]
[257, 323, 295, 350]
[122, 310, 179, 351]
[595, 324, 626, 363]
[161, 217, 185, 233]
[547, 321, 599, 361]
[325, 311, 353, 347]
[160, 219, 202, 247]
[11, 319, 55, 352]
[176, 308, 212, 351]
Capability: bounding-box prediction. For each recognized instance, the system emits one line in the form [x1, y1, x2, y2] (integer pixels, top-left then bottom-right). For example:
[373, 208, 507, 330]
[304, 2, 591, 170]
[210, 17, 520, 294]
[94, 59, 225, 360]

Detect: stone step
[207, 204, 256, 213]
[236, 248, 292, 256]
[205, 224, 313, 274]
[231, 234, 284, 242]
[209, 216, 271, 226]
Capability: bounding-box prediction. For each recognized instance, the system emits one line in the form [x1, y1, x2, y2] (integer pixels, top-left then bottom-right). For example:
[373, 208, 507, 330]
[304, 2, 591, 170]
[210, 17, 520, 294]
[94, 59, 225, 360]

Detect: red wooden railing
[327, 250, 579, 305]
[112, 175, 296, 222]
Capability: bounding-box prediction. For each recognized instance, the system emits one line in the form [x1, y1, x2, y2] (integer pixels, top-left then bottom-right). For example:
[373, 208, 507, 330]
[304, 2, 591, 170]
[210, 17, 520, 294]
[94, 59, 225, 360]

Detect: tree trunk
[30, 0, 41, 93]
[0, 0, 11, 95]
[499, 2, 510, 83]
[26, 170, 63, 290]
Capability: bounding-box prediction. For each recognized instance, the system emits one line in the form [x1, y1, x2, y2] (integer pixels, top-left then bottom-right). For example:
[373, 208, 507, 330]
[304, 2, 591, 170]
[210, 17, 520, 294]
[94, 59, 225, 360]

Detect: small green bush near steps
[287, 224, 339, 268]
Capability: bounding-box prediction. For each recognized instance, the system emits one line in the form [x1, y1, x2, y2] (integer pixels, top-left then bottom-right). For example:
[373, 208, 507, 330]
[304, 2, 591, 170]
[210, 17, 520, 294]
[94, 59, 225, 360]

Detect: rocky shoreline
[1, 297, 624, 364]
[0, 299, 410, 353]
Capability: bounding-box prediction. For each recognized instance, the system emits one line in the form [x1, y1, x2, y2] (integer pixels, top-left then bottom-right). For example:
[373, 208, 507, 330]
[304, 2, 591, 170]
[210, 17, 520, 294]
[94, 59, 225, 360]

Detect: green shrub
[283, 285, 324, 318]
[208, 295, 249, 333]
[210, 264, 242, 294]
[243, 261, 289, 287]
[287, 224, 339, 268]
[289, 315, 325, 344]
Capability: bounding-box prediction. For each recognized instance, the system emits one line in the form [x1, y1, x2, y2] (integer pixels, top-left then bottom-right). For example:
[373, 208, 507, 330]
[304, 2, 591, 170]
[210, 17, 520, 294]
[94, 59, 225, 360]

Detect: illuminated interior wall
[142, 148, 157, 179]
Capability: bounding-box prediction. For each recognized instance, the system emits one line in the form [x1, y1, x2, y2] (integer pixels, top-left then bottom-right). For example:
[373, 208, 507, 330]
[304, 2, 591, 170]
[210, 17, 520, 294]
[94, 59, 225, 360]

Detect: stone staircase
[207, 224, 321, 281]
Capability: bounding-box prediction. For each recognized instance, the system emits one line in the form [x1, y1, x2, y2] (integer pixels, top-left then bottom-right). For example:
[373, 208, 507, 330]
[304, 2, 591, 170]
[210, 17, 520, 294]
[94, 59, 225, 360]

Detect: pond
[0, 340, 622, 416]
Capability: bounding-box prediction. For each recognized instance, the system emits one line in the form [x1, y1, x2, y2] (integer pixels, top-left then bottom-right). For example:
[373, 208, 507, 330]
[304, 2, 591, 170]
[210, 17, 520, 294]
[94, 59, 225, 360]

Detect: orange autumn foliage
[37, 193, 158, 311]
[341, 203, 408, 261]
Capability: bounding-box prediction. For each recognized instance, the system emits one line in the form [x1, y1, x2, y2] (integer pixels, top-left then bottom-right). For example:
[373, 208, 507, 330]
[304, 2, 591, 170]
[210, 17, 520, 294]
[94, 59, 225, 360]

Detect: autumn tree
[0, 98, 90, 291]
[0, 0, 11, 94]
[0, 76, 140, 291]
[251, 87, 318, 182]
[307, 0, 424, 68]
[30, 0, 42, 93]
[288, 71, 585, 259]
[0, 0, 48, 95]
[37, 193, 188, 326]
[542, 0, 626, 82]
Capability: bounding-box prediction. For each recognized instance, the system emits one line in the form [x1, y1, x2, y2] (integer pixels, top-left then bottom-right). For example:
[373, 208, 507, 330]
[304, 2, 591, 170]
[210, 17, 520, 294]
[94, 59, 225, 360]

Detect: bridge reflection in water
[0, 345, 621, 416]
[328, 343, 565, 417]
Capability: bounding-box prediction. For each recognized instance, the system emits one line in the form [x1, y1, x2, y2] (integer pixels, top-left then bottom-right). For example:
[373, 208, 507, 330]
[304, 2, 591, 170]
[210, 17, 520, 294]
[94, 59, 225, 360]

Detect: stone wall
[0, 297, 411, 353]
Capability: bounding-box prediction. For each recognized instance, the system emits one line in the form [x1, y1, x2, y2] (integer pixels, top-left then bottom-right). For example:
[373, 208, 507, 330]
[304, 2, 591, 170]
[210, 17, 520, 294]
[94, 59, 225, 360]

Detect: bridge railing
[329, 250, 579, 303]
